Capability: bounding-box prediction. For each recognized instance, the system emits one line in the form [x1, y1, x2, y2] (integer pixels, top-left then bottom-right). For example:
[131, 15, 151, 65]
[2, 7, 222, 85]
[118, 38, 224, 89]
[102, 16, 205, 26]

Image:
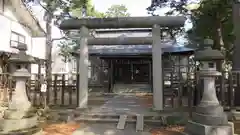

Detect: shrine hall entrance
[111, 57, 152, 84]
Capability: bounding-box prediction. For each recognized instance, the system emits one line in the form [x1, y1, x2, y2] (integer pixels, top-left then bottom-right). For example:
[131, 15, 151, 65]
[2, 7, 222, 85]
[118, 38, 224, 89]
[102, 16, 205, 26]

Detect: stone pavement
[72, 123, 151, 135]
[72, 94, 188, 135]
[113, 84, 151, 93]
[84, 94, 186, 116]
[73, 95, 157, 135]
[87, 94, 158, 116]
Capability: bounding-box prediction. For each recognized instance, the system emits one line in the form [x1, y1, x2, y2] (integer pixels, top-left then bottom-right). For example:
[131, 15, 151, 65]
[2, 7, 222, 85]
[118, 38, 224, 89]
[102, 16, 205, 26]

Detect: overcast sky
[31, 0, 192, 41]
[92, 0, 151, 16]
[91, 0, 192, 30]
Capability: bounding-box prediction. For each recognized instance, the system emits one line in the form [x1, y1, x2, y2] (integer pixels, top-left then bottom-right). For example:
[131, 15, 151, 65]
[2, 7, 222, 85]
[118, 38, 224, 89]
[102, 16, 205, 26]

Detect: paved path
[72, 123, 151, 135]
[73, 95, 155, 135]
[88, 95, 158, 116]
[113, 84, 151, 93]
[72, 95, 187, 135]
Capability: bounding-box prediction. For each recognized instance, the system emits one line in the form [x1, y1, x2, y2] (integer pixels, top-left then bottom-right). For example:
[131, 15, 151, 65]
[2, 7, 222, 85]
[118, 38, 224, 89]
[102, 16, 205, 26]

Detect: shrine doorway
[113, 58, 151, 84]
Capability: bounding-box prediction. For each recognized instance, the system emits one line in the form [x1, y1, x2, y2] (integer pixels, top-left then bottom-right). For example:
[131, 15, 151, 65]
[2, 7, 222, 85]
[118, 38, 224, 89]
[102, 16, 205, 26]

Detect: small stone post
[184, 39, 234, 135]
[0, 43, 41, 134]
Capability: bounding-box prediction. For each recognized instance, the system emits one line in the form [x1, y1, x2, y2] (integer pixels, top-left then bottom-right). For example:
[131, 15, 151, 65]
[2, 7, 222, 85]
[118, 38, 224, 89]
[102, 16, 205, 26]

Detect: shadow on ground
[72, 123, 151, 135]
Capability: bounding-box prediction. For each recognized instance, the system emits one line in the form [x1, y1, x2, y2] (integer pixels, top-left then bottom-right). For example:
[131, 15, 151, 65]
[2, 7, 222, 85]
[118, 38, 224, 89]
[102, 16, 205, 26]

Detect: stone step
[74, 115, 163, 125]
[117, 115, 127, 129]
[113, 84, 151, 93]
[75, 117, 121, 123]
[53, 110, 187, 126]
[75, 113, 120, 119]
[74, 113, 163, 120]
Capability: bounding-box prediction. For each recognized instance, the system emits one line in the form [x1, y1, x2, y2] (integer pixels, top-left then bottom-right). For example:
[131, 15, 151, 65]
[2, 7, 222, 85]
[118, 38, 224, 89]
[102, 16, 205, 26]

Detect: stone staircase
[53, 92, 187, 132]
[74, 113, 164, 131]
[56, 109, 165, 131]
[53, 107, 189, 132]
[112, 83, 152, 93]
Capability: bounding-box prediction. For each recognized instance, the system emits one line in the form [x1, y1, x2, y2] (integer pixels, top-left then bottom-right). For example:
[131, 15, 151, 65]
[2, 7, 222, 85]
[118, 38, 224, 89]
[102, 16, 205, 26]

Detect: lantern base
[0, 115, 38, 133]
[191, 112, 228, 125]
[184, 120, 234, 135]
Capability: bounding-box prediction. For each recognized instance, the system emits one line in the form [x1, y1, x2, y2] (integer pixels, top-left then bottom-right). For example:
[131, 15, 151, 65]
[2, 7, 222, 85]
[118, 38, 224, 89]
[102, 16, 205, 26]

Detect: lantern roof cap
[194, 39, 224, 61]
[8, 43, 36, 64]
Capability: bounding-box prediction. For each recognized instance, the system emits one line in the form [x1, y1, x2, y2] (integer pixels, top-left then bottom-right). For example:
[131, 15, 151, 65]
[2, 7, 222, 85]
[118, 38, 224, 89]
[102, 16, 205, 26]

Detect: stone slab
[72, 123, 151, 135]
[117, 115, 127, 130]
[0, 115, 38, 132]
[192, 112, 228, 125]
[185, 120, 233, 135]
[136, 114, 144, 131]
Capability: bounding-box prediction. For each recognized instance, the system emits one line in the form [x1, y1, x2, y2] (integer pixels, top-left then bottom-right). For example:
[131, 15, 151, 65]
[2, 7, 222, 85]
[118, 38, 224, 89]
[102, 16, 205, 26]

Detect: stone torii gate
[60, 16, 186, 110]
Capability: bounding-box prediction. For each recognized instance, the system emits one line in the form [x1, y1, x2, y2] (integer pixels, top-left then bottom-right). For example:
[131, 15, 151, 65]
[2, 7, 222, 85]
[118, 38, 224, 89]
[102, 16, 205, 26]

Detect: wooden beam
[59, 16, 186, 30]
[88, 37, 152, 45]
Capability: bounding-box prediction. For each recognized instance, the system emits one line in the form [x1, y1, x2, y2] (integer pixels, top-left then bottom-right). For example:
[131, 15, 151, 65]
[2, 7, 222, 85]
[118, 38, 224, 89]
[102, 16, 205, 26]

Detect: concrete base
[185, 120, 233, 135]
[0, 115, 38, 133]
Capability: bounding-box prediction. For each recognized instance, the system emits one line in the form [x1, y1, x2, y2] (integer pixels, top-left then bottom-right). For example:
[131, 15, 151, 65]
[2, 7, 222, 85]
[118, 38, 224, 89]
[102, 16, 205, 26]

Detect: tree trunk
[213, 18, 224, 71]
[45, 12, 53, 104]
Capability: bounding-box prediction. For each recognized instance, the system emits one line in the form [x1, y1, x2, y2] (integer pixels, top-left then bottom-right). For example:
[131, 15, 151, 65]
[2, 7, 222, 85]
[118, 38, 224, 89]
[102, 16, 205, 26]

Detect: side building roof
[9, 0, 46, 37]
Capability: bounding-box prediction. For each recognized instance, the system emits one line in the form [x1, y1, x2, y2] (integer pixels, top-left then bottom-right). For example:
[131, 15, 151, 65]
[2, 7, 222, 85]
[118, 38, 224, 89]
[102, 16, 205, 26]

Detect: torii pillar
[78, 26, 89, 108]
[152, 24, 163, 110]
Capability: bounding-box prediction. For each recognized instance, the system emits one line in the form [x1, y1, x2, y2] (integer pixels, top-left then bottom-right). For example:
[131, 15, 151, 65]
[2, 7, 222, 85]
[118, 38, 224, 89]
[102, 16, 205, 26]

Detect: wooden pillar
[76, 57, 80, 106]
[108, 59, 114, 93]
[149, 61, 152, 92]
[37, 60, 41, 84]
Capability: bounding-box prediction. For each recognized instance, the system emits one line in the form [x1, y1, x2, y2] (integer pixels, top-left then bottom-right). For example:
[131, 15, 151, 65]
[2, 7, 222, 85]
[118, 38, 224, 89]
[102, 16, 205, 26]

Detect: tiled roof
[87, 45, 194, 55]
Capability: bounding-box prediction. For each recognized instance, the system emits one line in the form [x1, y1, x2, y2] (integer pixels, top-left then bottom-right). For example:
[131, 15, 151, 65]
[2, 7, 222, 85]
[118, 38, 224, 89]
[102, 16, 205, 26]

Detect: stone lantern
[184, 39, 234, 135]
[0, 43, 41, 134]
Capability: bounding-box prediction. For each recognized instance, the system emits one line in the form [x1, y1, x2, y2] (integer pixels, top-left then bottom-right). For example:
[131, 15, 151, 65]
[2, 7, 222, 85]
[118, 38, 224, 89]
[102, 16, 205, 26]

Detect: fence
[162, 67, 240, 110]
[0, 73, 78, 108]
[28, 74, 78, 107]
[0, 68, 239, 109]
